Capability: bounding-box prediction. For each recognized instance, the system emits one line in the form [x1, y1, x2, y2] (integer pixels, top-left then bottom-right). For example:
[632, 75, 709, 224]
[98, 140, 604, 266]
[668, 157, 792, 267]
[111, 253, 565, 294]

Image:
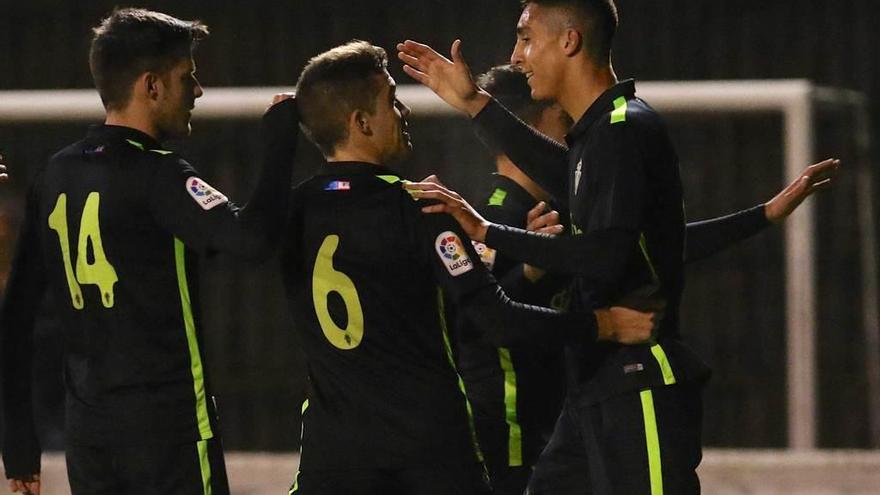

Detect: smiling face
[154, 56, 203, 139]
[510, 3, 569, 102]
[370, 72, 413, 164]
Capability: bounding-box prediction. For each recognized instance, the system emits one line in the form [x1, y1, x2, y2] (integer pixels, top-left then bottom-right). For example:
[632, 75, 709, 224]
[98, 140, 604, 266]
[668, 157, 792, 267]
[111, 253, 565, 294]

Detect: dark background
[0, 0, 876, 451]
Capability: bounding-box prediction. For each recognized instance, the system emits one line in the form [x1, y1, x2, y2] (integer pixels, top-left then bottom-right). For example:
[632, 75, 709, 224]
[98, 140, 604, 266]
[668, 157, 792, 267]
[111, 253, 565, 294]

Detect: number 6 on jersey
[312, 235, 364, 350]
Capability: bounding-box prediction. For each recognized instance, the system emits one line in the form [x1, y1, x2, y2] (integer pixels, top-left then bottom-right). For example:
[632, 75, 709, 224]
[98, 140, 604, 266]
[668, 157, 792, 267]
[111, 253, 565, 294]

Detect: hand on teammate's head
[270, 92, 296, 107]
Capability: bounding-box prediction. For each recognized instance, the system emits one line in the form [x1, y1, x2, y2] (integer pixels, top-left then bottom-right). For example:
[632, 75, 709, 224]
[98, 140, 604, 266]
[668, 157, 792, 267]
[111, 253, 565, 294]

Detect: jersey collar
[318, 161, 398, 178]
[87, 125, 164, 151]
[565, 79, 636, 146]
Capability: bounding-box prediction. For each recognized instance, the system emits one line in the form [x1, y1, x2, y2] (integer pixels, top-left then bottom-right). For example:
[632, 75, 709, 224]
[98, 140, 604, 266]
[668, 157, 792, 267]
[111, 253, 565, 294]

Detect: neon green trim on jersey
[498, 348, 523, 466]
[651, 344, 676, 385]
[611, 96, 628, 124]
[640, 389, 664, 495]
[488, 188, 508, 206]
[289, 399, 308, 494]
[197, 440, 212, 495]
[175, 238, 213, 441]
[570, 212, 584, 236]
[150, 149, 174, 155]
[638, 233, 659, 283]
[125, 139, 145, 150]
[437, 288, 485, 463]
[289, 471, 301, 494]
[377, 174, 401, 184]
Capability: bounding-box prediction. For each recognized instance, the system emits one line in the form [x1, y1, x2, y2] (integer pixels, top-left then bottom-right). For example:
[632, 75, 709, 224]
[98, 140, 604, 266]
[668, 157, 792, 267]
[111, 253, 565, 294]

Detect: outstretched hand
[397, 39, 491, 117]
[403, 180, 490, 242]
[764, 158, 841, 223]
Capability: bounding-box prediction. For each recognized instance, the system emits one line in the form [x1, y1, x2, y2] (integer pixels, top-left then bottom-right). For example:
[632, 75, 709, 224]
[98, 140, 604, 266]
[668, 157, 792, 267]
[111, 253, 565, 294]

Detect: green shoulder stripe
[611, 96, 628, 124]
[377, 175, 401, 184]
[488, 188, 507, 206]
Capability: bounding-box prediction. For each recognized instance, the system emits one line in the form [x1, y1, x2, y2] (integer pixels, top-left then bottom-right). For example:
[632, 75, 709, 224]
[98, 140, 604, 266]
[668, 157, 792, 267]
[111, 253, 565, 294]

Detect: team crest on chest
[186, 177, 228, 210]
[435, 232, 474, 276]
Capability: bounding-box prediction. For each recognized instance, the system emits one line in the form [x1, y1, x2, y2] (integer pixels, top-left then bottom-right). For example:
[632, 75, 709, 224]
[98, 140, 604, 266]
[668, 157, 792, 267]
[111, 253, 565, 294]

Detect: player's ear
[351, 109, 373, 136]
[561, 28, 582, 56]
[140, 72, 161, 102]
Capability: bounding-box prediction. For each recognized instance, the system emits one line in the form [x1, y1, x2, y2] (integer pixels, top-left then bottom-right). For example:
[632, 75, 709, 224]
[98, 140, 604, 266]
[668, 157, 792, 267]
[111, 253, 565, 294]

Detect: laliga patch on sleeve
[186, 177, 228, 211]
[472, 241, 497, 270]
[435, 231, 474, 277]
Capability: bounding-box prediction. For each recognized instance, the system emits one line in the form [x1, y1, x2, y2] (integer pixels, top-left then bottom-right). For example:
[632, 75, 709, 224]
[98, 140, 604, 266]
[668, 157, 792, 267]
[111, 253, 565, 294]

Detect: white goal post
[0, 80, 875, 450]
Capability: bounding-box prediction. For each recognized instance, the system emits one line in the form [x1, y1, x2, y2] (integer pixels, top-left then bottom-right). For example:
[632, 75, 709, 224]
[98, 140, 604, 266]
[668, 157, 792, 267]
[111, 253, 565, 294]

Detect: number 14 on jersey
[47, 192, 118, 309]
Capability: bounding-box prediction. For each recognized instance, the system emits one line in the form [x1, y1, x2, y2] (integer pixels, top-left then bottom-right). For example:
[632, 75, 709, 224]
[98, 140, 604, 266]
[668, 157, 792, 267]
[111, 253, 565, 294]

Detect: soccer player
[0, 9, 300, 495]
[458, 64, 839, 495]
[280, 40, 658, 495]
[398, 1, 840, 492]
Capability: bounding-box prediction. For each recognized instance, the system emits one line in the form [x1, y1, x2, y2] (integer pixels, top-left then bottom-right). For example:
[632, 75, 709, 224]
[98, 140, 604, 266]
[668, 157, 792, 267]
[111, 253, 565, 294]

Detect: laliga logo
[190, 179, 214, 197]
[438, 235, 462, 261]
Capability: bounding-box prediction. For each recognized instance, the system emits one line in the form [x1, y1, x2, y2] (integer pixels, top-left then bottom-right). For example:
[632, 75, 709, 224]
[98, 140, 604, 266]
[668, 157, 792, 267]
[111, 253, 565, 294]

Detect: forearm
[472, 99, 570, 203]
[685, 204, 770, 263]
[206, 100, 299, 259]
[461, 284, 596, 348]
[0, 231, 43, 477]
[486, 224, 636, 288]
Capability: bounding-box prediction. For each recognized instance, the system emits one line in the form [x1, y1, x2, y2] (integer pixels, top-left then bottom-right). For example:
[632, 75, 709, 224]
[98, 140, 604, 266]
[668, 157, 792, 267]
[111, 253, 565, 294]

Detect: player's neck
[105, 108, 161, 141]
[327, 147, 382, 166]
[560, 61, 618, 125]
[496, 155, 550, 202]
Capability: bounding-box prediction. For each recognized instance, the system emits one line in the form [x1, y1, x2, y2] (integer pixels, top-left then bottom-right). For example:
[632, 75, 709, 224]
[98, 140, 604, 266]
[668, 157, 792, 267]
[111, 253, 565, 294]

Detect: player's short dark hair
[477, 65, 551, 126]
[521, 0, 618, 64]
[295, 41, 389, 156]
[90, 8, 209, 110]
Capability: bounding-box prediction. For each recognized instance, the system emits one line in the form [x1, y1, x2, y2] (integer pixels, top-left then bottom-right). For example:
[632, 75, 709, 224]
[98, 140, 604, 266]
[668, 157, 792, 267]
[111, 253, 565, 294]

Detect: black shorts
[527, 383, 703, 495]
[289, 463, 491, 495]
[66, 437, 229, 495]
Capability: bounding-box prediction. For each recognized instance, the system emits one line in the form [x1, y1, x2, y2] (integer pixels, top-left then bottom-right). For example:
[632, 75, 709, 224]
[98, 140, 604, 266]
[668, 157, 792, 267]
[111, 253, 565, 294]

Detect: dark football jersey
[281, 161, 601, 472]
[456, 174, 569, 474]
[281, 162, 493, 471]
[1, 100, 298, 477]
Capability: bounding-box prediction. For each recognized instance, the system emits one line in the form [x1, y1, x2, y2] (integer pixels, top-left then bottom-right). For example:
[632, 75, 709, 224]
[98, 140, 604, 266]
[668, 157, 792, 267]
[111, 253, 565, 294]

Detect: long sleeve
[418, 210, 597, 349]
[684, 205, 770, 263]
[472, 99, 570, 205]
[148, 98, 300, 260]
[1, 180, 46, 479]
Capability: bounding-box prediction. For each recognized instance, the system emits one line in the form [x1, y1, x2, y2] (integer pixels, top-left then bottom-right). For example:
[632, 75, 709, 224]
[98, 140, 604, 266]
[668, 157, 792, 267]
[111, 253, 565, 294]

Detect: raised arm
[148, 96, 300, 260]
[685, 158, 840, 263]
[398, 39, 570, 202]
